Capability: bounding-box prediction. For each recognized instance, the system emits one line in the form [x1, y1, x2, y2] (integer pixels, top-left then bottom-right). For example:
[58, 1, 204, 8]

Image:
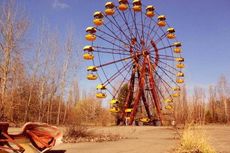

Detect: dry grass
[175, 125, 216, 153]
[63, 126, 126, 143]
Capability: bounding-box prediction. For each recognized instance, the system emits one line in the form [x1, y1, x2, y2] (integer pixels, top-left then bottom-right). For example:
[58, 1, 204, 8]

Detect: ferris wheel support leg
[147, 57, 163, 125]
[141, 91, 151, 119]
[121, 67, 136, 124]
[129, 62, 146, 125]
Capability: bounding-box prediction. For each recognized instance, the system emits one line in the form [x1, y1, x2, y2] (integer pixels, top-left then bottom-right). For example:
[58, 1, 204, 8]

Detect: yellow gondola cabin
[146, 5, 155, 18]
[110, 99, 119, 104]
[172, 87, 181, 91]
[105, 2, 115, 15]
[87, 66, 97, 72]
[158, 15, 166, 27]
[83, 45, 94, 52]
[85, 27, 96, 41]
[167, 28, 176, 39]
[96, 84, 107, 98]
[176, 78, 184, 84]
[174, 47, 182, 53]
[125, 108, 133, 113]
[133, 0, 142, 12]
[83, 45, 94, 60]
[118, 0, 128, 11]
[87, 74, 97, 80]
[140, 117, 150, 123]
[174, 42, 182, 53]
[172, 93, 180, 97]
[96, 93, 107, 98]
[165, 105, 173, 110]
[110, 107, 120, 113]
[174, 42, 182, 47]
[177, 72, 184, 77]
[83, 53, 94, 60]
[176, 57, 185, 62]
[164, 98, 173, 103]
[93, 11, 104, 26]
[177, 63, 185, 69]
[87, 66, 98, 80]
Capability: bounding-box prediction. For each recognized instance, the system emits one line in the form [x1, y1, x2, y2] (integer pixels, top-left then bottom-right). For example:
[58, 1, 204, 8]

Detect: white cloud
[52, 0, 70, 9]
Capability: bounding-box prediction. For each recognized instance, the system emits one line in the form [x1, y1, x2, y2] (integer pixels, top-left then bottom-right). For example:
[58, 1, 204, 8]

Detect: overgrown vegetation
[0, 1, 113, 126]
[63, 125, 125, 143]
[173, 76, 230, 125]
[175, 126, 216, 153]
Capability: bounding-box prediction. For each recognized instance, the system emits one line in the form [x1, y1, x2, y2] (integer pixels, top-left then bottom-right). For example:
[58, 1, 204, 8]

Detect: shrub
[63, 125, 125, 143]
[175, 126, 216, 153]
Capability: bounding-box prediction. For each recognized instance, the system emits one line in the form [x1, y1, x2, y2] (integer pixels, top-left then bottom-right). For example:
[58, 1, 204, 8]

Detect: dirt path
[202, 125, 230, 153]
[54, 126, 179, 153]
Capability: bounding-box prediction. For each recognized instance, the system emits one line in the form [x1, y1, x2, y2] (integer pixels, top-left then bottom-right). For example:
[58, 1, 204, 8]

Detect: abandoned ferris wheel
[83, 0, 185, 125]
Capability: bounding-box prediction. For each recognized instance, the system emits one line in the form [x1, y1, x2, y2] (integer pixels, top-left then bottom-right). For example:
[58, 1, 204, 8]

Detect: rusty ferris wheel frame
[83, 0, 185, 125]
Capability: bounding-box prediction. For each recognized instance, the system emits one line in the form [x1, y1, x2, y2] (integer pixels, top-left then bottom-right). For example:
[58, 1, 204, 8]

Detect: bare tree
[0, 1, 29, 120]
[192, 87, 206, 124]
[56, 30, 74, 125]
[217, 75, 229, 123]
[207, 85, 217, 122]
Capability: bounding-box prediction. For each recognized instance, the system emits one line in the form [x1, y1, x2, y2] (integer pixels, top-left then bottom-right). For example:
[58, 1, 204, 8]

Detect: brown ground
[53, 126, 178, 153]
[52, 125, 230, 153]
[202, 125, 230, 153]
[9, 125, 230, 153]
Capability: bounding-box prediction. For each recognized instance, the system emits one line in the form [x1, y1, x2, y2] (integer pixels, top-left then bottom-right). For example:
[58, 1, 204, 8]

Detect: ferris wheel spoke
[93, 49, 130, 56]
[104, 15, 132, 47]
[157, 65, 180, 86]
[155, 33, 167, 44]
[146, 29, 161, 49]
[113, 64, 133, 97]
[157, 63, 177, 76]
[145, 17, 155, 46]
[149, 58, 177, 89]
[96, 29, 129, 51]
[150, 55, 175, 61]
[157, 60, 180, 72]
[115, 8, 135, 39]
[148, 25, 170, 50]
[150, 65, 174, 97]
[121, 11, 142, 49]
[151, 56, 174, 62]
[118, 9, 142, 49]
[148, 78, 166, 101]
[158, 55, 175, 59]
[103, 60, 132, 85]
[93, 46, 130, 53]
[158, 57, 175, 61]
[149, 61, 172, 89]
[150, 45, 173, 52]
[132, 12, 142, 46]
[96, 53, 139, 68]
[125, 4, 142, 47]
[140, 10, 145, 42]
[110, 14, 142, 52]
[148, 25, 159, 43]
[96, 34, 130, 52]
[158, 54, 177, 59]
[97, 24, 130, 48]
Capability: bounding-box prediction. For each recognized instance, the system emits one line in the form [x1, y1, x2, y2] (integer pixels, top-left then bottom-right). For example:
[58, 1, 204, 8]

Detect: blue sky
[2, 0, 230, 94]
